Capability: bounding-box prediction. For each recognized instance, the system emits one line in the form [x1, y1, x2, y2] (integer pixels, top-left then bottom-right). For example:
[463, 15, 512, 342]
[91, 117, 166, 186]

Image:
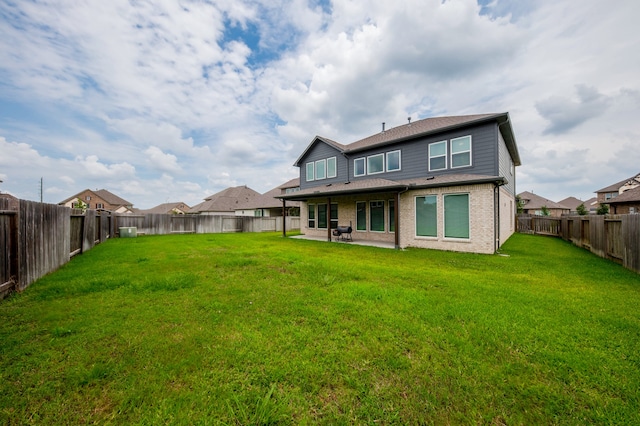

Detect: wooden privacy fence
[113, 214, 300, 235]
[517, 214, 640, 274]
[1, 199, 301, 299]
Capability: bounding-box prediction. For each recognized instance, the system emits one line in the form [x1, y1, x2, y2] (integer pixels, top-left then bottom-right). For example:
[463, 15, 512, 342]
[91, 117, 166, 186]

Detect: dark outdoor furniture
[332, 225, 353, 242]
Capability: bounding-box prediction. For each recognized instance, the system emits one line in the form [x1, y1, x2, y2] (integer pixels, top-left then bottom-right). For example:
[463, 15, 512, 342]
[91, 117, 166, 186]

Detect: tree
[596, 203, 609, 215]
[515, 195, 523, 214]
[576, 203, 588, 215]
[540, 205, 550, 216]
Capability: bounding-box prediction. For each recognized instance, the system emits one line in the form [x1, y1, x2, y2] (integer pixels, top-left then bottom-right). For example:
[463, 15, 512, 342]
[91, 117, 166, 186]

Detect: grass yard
[1, 232, 639, 425]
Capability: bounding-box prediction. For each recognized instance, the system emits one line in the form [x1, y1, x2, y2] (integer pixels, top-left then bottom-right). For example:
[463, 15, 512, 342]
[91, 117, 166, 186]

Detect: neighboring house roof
[137, 202, 191, 214]
[191, 185, 260, 213]
[277, 177, 301, 190]
[595, 173, 640, 193]
[293, 113, 521, 167]
[58, 189, 133, 210]
[558, 197, 585, 211]
[517, 191, 569, 210]
[236, 179, 301, 210]
[607, 185, 640, 204]
[280, 174, 506, 200]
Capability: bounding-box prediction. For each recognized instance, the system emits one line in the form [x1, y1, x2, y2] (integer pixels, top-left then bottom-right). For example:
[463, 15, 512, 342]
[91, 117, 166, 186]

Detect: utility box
[119, 227, 137, 238]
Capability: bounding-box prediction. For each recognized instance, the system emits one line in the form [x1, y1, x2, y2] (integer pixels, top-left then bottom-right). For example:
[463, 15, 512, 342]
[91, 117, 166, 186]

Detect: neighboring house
[235, 178, 301, 217]
[583, 197, 599, 214]
[517, 191, 570, 217]
[59, 189, 134, 213]
[607, 186, 640, 214]
[557, 196, 586, 214]
[278, 113, 521, 254]
[595, 173, 640, 205]
[190, 185, 260, 215]
[136, 202, 191, 215]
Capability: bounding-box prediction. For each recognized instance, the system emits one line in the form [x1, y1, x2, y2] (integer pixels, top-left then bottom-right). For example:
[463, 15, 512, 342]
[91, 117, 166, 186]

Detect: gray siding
[348, 122, 499, 182]
[299, 141, 346, 190]
[498, 131, 516, 195]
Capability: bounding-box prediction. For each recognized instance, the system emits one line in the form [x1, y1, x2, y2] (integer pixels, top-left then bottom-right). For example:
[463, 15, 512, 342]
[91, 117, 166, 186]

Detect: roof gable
[595, 173, 640, 193]
[518, 191, 569, 210]
[293, 136, 346, 167]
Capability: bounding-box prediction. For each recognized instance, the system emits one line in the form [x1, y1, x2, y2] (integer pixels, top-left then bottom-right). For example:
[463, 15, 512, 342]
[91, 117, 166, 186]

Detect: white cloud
[0, 0, 639, 207]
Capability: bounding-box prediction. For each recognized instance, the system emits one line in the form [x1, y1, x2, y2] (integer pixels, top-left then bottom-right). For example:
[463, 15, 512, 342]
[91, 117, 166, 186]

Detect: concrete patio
[289, 234, 397, 249]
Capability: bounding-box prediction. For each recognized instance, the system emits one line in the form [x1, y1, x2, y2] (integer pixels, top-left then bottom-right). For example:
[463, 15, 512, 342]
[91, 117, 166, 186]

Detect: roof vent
[382, 122, 385, 132]
[408, 117, 412, 124]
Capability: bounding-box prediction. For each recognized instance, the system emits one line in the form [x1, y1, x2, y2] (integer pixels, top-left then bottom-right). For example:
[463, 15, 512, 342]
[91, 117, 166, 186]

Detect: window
[451, 136, 471, 168]
[429, 141, 447, 171]
[315, 159, 326, 180]
[330, 204, 338, 229]
[354, 158, 366, 176]
[388, 200, 395, 232]
[308, 204, 315, 228]
[86, 196, 91, 201]
[318, 204, 328, 229]
[386, 150, 401, 172]
[254, 209, 263, 217]
[306, 162, 314, 181]
[327, 157, 337, 178]
[356, 202, 366, 231]
[96, 203, 104, 209]
[444, 194, 470, 239]
[367, 154, 384, 175]
[416, 195, 437, 237]
[369, 201, 384, 232]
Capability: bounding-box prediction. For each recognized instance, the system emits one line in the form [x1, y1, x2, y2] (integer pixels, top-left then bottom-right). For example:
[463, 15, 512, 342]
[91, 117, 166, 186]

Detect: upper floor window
[315, 159, 326, 180]
[307, 156, 336, 182]
[355, 149, 402, 177]
[429, 141, 447, 171]
[451, 136, 472, 168]
[367, 154, 384, 175]
[354, 158, 366, 176]
[386, 150, 401, 172]
[327, 157, 337, 178]
[306, 162, 314, 181]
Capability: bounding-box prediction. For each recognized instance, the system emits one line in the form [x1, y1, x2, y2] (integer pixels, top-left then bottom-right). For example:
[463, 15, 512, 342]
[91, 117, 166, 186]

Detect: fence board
[517, 214, 640, 274]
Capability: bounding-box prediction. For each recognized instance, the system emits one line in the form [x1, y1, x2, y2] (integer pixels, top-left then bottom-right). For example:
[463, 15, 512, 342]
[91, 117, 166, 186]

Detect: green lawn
[1, 232, 639, 425]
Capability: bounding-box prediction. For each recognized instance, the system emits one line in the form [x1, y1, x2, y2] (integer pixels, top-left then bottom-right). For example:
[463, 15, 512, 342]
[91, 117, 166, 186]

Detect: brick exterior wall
[61, 190, 119, 211]
[400, 184, 496, 254]
[299, 183, 513, 254]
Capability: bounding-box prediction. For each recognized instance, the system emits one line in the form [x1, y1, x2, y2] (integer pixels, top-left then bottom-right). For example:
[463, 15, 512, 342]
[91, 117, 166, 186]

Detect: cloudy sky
[1, 0, 638, 208]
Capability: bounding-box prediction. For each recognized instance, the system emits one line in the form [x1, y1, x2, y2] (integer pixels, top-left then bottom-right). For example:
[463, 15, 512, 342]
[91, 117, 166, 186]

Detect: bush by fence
[0, 199, 300, 299]
[517, 214, 640, 274]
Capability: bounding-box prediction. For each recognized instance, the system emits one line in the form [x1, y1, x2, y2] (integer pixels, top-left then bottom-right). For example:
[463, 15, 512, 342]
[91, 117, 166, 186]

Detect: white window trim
[450, 135, 472, 169]
[315, 159, 327, 180]
[327, 156, 337, 178]
[414, 195, 438, 240]
[367, 153, 385, 175]
[428, 141, 447, 172]
[386, 150, 401, 172]
[306, 162, 315, 181]
[369, 200, 385, 232]
[355, 201, 367, 232]
[443, 192, 471, 241]
[354, 158, 366, 177]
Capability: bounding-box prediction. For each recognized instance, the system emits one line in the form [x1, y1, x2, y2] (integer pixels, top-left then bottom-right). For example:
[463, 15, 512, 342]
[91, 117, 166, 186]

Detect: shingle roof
[595, 173, 640, 193]
[94, 189, 132, 206]
[345, 114, 498, 152]
[557, 197, 585, 211]
[518, 191, 570, 210]
[138, 202, 191, 214]
[191, 185, 260, 213]
[608, 185, 640, 203]
[293, 112, 520, 167]
[237, 186, 300, 210]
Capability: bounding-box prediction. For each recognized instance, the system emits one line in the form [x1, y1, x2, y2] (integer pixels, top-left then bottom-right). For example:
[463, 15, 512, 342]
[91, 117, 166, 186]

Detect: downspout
[327, 197, 332, 242]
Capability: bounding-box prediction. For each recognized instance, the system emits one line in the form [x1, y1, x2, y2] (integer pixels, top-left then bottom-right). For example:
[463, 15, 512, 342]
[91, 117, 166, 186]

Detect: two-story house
[59, 189, 134, 213]
[278, 113, 521, 254]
